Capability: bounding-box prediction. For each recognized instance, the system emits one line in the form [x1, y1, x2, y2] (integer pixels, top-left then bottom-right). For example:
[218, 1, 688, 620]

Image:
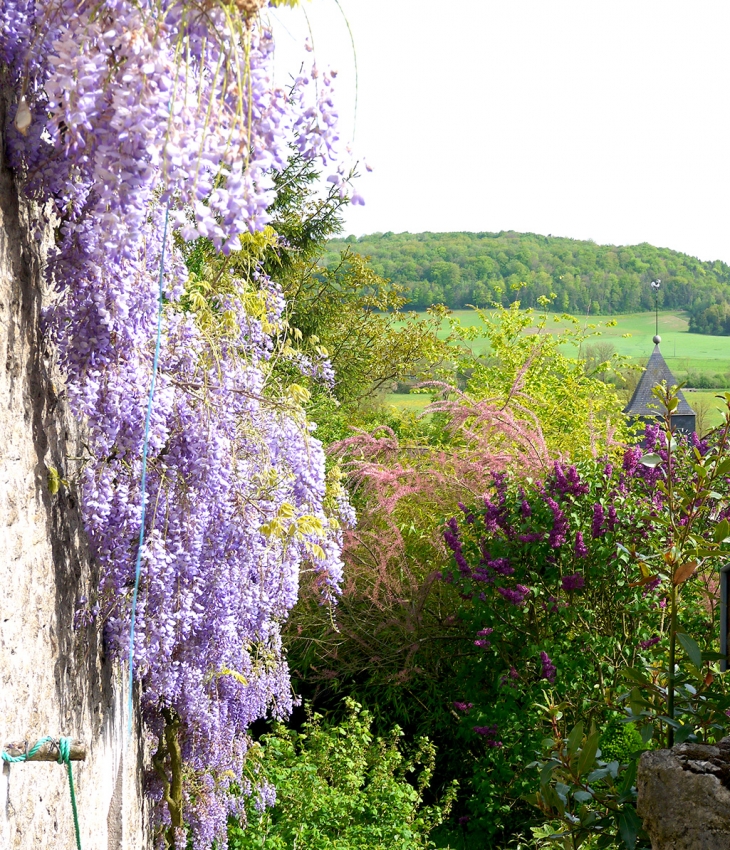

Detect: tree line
[325, 230, 730, 333]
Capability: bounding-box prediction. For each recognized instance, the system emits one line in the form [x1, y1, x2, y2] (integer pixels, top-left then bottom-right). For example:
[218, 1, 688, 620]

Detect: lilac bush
[440, 431, 730, 842]
[0, 1, 352, 846]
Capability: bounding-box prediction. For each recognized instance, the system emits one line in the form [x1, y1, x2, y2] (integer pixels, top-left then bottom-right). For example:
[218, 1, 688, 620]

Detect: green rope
[1, 736, 82, 850]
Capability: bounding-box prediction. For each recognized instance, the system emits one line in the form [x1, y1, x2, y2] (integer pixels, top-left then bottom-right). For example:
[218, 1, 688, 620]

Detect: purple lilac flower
[623, 447, 642, 476]
[520, 498, 532, 518]
[603, 462, 613, 478]
[642, 575, 661, 594]
[607, 505, 618, 532]
[592, 503, 605, 538]
[540, 651, 557, 683]
[640, 636, 660, 650]
[458, 502, 475, 523]
[484, 498, 501, 533]
[473, 725, 503, 746]
[497, 584, 530, 606]
[474, 627, 494, 647]
[519, 532, 543, 543]
[574, 532, 588, 558]
[488, 557, 514, 575]
[444, 517, 472, 576]
[546, 497, 570, 548]
[562, 572, 585, 592]
[691, 432, 709, 455]
[453, 701, 474, 712]
[544, 595, 559, 614]
[493, 472, 508, 504]
[552, 462, 590, 497]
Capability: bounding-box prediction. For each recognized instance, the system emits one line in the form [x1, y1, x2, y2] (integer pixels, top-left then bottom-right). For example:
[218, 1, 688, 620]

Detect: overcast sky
[269, 1, 730, 264]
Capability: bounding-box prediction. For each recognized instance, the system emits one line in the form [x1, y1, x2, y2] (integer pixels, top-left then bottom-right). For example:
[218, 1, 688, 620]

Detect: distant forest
[324, 231, 730, 335]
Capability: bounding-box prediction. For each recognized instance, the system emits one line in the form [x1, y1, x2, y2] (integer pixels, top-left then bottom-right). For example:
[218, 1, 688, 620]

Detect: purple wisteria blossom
[0, 1, 354, 844]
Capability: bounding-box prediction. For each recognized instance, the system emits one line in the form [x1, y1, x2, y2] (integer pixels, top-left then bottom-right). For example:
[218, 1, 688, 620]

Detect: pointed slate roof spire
[623, 336, 694, 418]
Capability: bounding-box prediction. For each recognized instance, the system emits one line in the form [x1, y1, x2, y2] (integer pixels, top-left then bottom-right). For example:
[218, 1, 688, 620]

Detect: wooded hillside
[325, 231, 730, 333]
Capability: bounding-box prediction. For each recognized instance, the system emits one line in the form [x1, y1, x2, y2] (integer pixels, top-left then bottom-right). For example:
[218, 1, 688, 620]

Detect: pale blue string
[128, 201, 170, 737]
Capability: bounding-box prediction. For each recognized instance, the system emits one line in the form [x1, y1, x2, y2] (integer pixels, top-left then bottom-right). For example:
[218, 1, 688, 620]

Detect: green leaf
[621, 667, 651, 686]
[618, 759, 638, 796]
[714, 519, 730, 543]
[640, 724, 654, 745]
[677, 633, 702, 670]
[586, 767, 610, 782]
[577, 730, 600, 776]
[618, 805, 642, 849]
[639, 453, 663, 468]
[715, 457, 730, 477]
[702, 650, 726, 662]
[567, 722, 584, 756]
[540, 760, 557, 787]
[674, 725, 694, 744]
[573, 789, 593, 803]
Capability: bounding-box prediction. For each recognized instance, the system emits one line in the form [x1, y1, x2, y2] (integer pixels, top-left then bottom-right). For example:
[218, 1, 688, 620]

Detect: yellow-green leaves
[46, 465, 69, 495]
[259, 503, 327, 560]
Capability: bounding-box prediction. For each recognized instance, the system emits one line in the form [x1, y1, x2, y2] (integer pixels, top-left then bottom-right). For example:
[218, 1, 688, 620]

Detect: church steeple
[623, 283, 696, 434]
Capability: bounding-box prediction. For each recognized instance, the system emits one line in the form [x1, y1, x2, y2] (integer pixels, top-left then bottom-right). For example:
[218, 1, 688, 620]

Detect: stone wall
[0, 92, 150, 848]
[637, 740, 730, 850]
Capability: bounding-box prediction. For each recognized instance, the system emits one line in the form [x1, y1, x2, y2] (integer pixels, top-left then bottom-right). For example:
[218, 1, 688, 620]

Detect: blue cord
[128, 201, 170, 737]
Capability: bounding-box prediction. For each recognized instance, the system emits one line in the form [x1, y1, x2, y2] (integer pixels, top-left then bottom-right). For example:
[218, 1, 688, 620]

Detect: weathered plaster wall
[0, 93, 150, 848]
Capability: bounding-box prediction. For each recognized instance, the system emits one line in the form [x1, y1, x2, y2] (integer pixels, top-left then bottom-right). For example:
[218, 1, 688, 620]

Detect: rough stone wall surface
[0, 95, 150, 848]
[637, 740, 730, 850]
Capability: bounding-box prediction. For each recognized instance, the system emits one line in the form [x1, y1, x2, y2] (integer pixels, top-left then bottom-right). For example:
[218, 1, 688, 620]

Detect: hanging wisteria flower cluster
[0, 0, 351, 846]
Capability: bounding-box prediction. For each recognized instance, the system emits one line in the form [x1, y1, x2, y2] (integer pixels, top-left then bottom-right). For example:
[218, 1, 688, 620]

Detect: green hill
[324, 231, 730, 334]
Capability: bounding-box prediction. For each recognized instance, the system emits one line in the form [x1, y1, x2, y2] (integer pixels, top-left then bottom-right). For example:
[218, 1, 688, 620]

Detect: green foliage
[326, 231, 730, 335]
[598, 722, 644, 766]
[527, 713, 648, 850]
[228, 699, 456, 850]
[180, 153, 451, 441]
[458, 300, 631, 459]
[285, 248, 451, 411]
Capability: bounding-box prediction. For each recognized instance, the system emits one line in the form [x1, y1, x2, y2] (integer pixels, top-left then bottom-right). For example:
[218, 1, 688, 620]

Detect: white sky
[269, 1, 730, 264]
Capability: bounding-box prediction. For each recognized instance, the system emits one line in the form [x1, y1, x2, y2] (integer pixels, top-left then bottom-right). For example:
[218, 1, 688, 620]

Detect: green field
[388, 310, 730, 427]
[425, 309, 730, 380]
[684, 389, 730, 431]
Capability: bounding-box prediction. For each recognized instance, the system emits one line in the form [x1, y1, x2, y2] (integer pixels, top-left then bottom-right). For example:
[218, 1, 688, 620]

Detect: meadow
[388, 309, 730, 428]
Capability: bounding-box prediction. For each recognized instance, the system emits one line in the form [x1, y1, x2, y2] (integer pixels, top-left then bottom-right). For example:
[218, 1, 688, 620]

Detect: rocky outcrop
[0, 90, 149, 847]
[637, 739, 730, 850]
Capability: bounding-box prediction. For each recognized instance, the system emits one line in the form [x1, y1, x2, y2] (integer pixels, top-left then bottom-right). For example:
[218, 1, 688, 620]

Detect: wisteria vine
[0, 0, 352, 846]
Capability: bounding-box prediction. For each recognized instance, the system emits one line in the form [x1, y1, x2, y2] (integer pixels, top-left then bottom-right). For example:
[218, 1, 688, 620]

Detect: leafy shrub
[229, 699, 456, 850]
[598, 722, 645, 765]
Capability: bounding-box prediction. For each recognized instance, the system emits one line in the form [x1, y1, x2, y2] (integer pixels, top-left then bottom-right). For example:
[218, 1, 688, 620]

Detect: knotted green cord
[1, 736, 82, 849]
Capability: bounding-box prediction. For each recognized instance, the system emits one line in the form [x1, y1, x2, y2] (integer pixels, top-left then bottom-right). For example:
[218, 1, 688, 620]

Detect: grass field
[684, 389, 730, 431]
[424, 309, 730, 380]
[388, 310, 730, 429]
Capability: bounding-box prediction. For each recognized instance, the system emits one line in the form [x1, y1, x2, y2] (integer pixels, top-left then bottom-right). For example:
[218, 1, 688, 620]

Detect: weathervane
[651, 279, 661, 344]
